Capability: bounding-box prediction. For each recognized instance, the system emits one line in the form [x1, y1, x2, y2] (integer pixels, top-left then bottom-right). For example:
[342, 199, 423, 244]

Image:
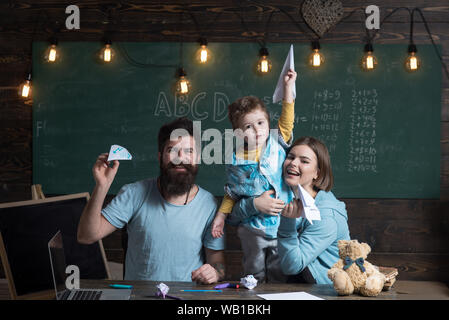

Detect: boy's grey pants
[237, 225, 287, 283]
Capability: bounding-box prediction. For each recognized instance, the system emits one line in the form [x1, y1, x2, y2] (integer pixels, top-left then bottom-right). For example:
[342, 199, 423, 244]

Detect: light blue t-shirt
[101, 178, 225, 281]
[277, 190, 351, 284]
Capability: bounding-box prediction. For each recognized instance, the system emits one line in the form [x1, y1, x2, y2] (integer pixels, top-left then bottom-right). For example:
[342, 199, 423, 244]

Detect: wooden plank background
[0, 0, 448, 283]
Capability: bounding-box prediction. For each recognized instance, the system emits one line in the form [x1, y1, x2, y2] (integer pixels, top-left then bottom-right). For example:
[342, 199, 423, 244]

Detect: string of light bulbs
[20, 5, 449, 99]
[360, 7, 411, 72]
[406, 8, 420, 72]
[232, 7, 276, 74]
[410, 7, 449, 79]
[257, 10, 277, 74]
[275, 5, 324, 68]
[176, 10, 191, 95]
[19, 8, 49, 98]
[186, 9, 222, 65]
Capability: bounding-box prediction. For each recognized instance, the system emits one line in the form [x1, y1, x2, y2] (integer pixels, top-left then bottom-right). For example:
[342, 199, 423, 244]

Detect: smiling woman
[277, 136, 350, 284]
[283, 136, 334, 198]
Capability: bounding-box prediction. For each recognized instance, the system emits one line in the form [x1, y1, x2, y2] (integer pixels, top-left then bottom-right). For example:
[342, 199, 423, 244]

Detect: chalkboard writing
[32, 42, 441, 198]
[348, 89, 378, 173]
[310, 89, 343, 154]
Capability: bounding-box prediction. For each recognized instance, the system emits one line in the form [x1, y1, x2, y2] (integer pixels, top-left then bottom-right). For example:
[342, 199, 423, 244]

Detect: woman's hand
[281, 198, 304, 219]
[253, 190, 286, 216]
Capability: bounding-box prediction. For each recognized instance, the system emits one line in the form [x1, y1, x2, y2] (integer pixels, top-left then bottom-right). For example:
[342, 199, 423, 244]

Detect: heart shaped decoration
[301, 0, 344, 38]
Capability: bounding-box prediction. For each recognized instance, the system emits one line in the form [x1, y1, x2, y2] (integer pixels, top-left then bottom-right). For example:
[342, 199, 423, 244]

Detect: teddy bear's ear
[361, 242, 371, 255]
[338, 240, 350, 252]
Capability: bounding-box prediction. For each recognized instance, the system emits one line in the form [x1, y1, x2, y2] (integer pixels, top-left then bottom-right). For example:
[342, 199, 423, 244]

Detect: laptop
[48, 230, 131, 300]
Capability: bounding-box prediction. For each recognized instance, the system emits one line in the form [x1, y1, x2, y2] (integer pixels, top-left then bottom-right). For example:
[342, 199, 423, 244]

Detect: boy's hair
[158, 117, 194, 154]
[289, 136, 334, 192]
[228, 96, 270, 129]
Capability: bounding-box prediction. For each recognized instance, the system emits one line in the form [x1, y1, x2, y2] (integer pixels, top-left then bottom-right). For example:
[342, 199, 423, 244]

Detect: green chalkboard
[32, 42, 441, 198]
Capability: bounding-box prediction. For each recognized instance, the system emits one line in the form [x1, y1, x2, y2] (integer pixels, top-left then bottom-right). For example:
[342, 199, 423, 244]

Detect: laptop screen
[48, 230, 68, 297]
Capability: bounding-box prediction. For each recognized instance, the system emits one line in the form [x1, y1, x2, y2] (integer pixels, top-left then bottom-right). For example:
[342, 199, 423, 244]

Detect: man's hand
[191, 264, 221, 284]
[254, 190, 285, 215]
[192, 249, 225, 284]
[281, 198, 304, 219]
[77, 153, 118, 245]
[93, 153, 120, 187]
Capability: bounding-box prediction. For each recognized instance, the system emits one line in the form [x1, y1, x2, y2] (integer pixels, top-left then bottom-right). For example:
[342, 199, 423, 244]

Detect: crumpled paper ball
[156, 282, 169, 298]
[240, 275, 258, 289]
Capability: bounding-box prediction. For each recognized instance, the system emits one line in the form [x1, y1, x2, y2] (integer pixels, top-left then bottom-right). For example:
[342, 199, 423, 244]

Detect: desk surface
[80, 279, 449, 300]
[1, 278, 448, 300]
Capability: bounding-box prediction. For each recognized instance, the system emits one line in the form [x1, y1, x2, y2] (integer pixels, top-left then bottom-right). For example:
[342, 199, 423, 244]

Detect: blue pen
[109, 284, 133, 289]
[180, 289, 222, 293]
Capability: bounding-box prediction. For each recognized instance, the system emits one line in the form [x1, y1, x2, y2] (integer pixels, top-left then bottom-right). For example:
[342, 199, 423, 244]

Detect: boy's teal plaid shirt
[224, 130, 294, 239]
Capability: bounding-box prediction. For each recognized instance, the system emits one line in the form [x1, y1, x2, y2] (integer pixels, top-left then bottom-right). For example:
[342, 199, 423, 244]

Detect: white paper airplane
[293, 184, 321, 225]
[273, 44, 296, 104]
[107, 145, 132, 161]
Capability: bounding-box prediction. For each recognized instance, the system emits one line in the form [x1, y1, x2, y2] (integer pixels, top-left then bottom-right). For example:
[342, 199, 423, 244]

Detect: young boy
[211, 70, 297, 282]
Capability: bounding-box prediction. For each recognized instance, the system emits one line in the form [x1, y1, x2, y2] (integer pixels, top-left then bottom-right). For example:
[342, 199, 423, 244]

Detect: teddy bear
[327, 239, 386, 297]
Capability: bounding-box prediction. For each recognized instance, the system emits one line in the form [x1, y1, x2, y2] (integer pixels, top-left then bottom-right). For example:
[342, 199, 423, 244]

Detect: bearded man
[77, 117, 225, 283]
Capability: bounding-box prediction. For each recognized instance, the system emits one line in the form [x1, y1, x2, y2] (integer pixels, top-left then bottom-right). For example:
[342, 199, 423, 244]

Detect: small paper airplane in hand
[273, 44, 296, 104]
[293, 184, 321, 225]
[107, 145, 132, 161]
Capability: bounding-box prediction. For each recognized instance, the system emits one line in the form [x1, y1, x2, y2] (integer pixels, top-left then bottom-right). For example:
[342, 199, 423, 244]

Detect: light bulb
[200, 46, 208, 62]
[19, 75, 31, 98]
[46, 44, 58, 62]
[310, 50, 324, 67]
[176, 68, 190, 95]
[100, 42, 114, 62]
[179, 77, 189, 94]
[48, 46, 57, 62]
[196, 38, 212, 64]
[258, 56, 272, 73]
[361, 44, 377, 71]
[405, 44, 420, 72]
[103, 45, 112, 62]
[309, 41, 324, 68]
[21, 81, 31, 97]
[45, 37, 59, 63]
[257, 48, 272, 74]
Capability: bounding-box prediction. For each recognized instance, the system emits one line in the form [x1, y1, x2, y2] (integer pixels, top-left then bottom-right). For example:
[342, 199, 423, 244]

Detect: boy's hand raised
[254, 190, 286, 216]
[284, 69, 297, 87]
[283, 69, 297, 103]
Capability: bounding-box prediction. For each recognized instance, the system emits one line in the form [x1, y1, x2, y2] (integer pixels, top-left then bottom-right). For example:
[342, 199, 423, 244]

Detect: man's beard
[159, 162, 199, 196]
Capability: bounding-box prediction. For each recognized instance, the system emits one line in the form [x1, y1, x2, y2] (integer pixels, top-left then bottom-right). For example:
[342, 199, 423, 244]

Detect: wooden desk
[1, 278, 448, 300]
[79, 279, 449, 300]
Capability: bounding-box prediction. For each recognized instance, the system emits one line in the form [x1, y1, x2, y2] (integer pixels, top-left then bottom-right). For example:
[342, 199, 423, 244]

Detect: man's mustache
[166, 162, 196, 172]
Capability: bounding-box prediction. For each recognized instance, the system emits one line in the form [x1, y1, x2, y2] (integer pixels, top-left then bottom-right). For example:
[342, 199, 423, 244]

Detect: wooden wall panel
[224, 250, 449, 282]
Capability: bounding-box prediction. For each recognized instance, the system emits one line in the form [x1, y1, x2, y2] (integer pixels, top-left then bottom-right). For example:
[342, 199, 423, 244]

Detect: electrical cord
[412, 7, 449, 80]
